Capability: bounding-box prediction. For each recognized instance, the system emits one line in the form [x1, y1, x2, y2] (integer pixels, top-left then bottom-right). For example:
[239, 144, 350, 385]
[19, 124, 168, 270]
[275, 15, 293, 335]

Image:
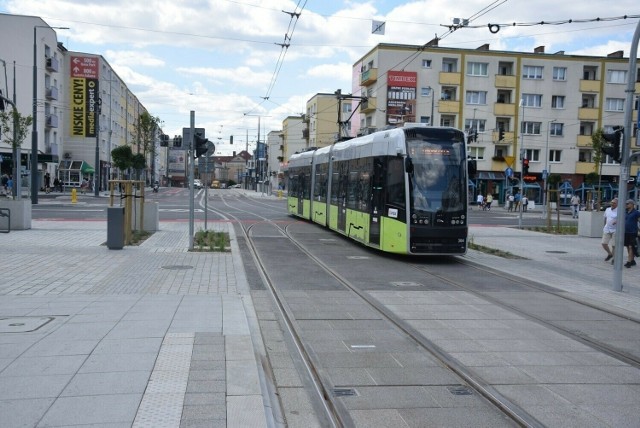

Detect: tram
[287, 124, 471, 255]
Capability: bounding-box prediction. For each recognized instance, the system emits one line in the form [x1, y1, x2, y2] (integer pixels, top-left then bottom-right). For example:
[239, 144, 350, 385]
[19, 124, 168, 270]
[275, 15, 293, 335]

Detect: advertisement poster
[69, 56, 99, 137]
[168, 148, 186, 176]
[386, 71, 416, 126]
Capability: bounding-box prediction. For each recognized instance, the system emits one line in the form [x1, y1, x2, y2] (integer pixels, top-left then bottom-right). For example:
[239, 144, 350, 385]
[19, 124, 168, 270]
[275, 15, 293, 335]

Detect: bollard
[278, 190, 282, 199]
[71, 188, 77, 204]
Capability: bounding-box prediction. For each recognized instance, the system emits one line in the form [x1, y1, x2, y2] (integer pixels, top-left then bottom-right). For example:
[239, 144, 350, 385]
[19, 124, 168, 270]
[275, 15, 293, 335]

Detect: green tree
[132, 153, 146, 180]
[0, 110, 33, 150]
[111, 145, 133, 178]
[590, 128, 606, 210]
[133, 111, 161, 183]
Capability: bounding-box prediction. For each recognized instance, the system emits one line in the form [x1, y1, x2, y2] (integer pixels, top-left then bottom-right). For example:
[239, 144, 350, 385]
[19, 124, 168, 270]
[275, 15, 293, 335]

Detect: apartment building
[0, 13, 154, 192]
[352, 42, 640, 203]
[305, 92, 352, 148]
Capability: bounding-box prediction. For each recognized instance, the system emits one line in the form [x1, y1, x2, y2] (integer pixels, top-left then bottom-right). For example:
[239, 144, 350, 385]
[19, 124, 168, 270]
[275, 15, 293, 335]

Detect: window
[551, 95, 565, 109]
[464, 119, 486, 132]
[420, 116, 430, 124]
[523, 65, 543, 79]
[524, 149, 540, 162]
[550, 122, 563, 136]
[420, 87, 433, 97]
[521, 93, 542, 108]
[422, 59, 432, 68]
[552, 67, 567, 81]
[522, 121, 541, 135]
[549, 150, 561, 162]
[342, 103, 352, 113]
[605, 98, 625, 111]
[442, 58, 457, 72]
[468, 147, 484, 160]
[607, 70, 627, 84]
[467, 62, 488, 76]
[466, 91, 487, 105]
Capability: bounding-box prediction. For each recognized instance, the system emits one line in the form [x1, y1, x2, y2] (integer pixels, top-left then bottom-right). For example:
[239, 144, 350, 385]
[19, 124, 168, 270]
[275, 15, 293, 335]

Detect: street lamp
[543, 119, 557, 220]
[32, 24, 68, 204]
[426, 86, 435, 125]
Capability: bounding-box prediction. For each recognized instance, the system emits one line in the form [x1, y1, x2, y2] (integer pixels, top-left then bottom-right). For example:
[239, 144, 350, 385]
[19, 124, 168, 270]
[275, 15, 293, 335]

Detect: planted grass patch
[193, 229, 231, 252]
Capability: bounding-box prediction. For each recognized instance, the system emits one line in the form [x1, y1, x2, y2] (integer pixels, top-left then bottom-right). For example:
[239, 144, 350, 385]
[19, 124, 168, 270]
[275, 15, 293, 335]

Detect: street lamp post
[427, 86, 435, 125]
[32, 24, 68, 204]
[543, 119, 557, 221]
[518, 100, 525, 229]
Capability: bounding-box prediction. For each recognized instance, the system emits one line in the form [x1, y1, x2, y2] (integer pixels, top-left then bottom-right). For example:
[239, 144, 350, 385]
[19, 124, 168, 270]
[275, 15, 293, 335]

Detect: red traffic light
[523, 158, 529, 166]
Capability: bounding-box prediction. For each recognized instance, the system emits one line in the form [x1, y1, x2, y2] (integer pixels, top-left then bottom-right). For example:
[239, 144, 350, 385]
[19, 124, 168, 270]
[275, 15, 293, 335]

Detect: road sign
[505, 167, 513, 177]
[542, 169, 548, 179]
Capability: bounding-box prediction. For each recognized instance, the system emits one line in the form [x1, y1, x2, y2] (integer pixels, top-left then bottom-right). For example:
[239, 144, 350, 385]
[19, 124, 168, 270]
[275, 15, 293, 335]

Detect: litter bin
[107, 207, 125, 249]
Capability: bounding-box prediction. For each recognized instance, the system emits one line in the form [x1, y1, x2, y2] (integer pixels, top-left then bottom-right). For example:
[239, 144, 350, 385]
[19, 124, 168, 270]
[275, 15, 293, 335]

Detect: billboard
[70, 56, 99, 137]
[386, 71, 416, 126]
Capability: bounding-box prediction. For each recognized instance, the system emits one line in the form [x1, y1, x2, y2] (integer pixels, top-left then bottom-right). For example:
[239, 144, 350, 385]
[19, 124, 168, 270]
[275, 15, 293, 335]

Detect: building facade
[352, 43, 640, 203]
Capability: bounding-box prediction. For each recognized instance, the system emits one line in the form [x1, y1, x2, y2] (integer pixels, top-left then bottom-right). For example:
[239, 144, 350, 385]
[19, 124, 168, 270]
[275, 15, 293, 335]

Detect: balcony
[45, 114, 58, 128]
[577, 135, 593, 147]
[438, 100, 459, 113]
[439, 71, 461, 85]
[575, 162, 596, 175]
[495, 74, 516, 88]
[45, 86, 59, 100]
[46, 57, 59, 72]
[361, 97, 377, 113]
[494, 102, 515, 116]
[578, 107, 599, 121]
[494, 130, 514, 142]
[360, 68, 378, 86]
[579, 79, 600, 92]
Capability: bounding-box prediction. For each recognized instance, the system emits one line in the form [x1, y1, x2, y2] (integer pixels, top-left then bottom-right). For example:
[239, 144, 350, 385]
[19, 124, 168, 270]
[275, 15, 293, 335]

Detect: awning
[477, 171, 505, 180]
[80, 162, 94, 174]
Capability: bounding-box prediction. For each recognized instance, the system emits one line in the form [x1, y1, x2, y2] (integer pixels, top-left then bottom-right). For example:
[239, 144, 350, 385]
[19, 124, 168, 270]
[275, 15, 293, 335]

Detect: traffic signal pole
[189, 111, 195, 251]
[611, 19, 640, 292]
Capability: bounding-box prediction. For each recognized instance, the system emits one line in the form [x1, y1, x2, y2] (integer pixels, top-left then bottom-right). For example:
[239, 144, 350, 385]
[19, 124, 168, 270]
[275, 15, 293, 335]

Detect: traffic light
[498, 128, 505, 141]
[467, 157, 477, 177]
[194, 132, 210, 158]
[522, 158, 529, 174]
[173, 136, 182, 147]
[0, 90, 5, 111]
[229, 135, 233, 145]
[602, 126, 623, 163]
[160, 134, 169, 147]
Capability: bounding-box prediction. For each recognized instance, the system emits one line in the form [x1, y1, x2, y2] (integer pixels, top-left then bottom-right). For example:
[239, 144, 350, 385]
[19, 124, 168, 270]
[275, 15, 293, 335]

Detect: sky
[1, 0, 639, 155]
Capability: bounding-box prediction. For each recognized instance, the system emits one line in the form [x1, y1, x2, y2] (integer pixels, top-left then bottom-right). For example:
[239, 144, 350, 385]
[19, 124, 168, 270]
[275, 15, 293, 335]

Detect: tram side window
[386, 157, 406, 207]
[330, 168, 340, 204]
[314, 164, 328, 202]
[301, 167, 312, 199]
[288, 172, 298, 197]
[347, 166, 359, 209]
[359, 158, 372, 211]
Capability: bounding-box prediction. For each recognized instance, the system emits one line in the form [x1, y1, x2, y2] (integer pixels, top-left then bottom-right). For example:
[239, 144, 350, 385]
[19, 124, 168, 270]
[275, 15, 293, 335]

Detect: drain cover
[162, 265, 194, 270]
[0, 317, 55, 333]
[546, 251, 568, 254]
[447, 385, 473, 396]
[332, 388, 358, 397]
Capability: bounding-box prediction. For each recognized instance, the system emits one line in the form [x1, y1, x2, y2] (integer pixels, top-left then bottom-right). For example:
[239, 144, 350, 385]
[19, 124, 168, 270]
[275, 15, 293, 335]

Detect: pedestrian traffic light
[173, 136, 182, 147]
[498, 128, 505, 141]
[522, 158, 529, 174]
[602, 126, 623, 163]
[194, 132, 210, 158]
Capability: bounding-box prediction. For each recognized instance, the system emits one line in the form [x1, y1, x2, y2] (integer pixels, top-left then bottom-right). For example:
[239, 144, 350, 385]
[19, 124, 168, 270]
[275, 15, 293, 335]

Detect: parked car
[193, 179, 203, 189]
[230, 184, 242, 189]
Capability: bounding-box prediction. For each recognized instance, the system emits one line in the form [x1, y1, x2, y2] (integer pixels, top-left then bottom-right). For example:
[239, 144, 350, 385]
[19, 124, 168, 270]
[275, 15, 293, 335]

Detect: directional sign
[505, 167, 513, 177]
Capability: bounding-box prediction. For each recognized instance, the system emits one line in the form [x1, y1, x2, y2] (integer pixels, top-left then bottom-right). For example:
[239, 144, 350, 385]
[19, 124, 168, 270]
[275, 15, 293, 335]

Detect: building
[306, 93, 344, 147]
[352, 42, 640, 203]
[280, 115, 307, 161]
[0, 13, 154, 194]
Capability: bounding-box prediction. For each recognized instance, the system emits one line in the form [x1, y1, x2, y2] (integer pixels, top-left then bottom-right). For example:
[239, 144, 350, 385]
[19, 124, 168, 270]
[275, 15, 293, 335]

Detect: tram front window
[408, 141, 465, 214]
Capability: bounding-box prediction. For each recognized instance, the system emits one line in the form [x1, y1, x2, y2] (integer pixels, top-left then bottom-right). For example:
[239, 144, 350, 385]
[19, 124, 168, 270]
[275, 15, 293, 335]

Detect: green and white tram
[288, 124, 469, 255]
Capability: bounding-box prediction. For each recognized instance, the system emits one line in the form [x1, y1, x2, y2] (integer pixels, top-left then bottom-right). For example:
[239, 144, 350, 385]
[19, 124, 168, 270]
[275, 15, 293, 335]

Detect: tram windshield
[407, 136, 466, 214]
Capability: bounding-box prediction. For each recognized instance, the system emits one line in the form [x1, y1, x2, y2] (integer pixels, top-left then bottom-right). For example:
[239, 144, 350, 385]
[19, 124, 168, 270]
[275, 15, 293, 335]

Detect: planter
[132, 201, 159, 232]
[0, 199, 32, 230]
[578, 210, 602, 238]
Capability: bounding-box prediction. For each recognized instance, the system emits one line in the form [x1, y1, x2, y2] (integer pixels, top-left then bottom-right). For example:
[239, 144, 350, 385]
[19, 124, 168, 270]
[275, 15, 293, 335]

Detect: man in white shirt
[571, 194, 581, 219]
[602, 198, 618, 262]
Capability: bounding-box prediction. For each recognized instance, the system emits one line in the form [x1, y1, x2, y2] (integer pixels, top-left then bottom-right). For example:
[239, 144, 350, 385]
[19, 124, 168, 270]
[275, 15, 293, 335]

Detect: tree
[133, 112, 161, 184]
[132, 153, 146, 180]
[0, 110, 33, 150]
[111, 145, 133, 179]
[590, 128, 606, 210]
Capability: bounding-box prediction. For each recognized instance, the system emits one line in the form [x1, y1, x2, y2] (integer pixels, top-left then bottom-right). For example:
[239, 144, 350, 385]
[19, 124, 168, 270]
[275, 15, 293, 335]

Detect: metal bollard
[71, 188, 77, 204]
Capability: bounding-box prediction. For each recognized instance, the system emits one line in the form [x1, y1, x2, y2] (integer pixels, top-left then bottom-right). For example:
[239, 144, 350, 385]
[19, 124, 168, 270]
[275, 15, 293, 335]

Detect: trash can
[107, 207, 125, 249]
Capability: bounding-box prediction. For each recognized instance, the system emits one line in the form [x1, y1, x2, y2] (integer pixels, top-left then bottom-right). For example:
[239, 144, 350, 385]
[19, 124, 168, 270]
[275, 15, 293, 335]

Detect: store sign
[69, 56, 99, 137]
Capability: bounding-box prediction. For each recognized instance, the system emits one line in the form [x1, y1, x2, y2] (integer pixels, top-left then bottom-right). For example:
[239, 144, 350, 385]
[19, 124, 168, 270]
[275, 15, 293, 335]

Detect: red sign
[70, 56, 99, 79]
[387, 71, 417, 87]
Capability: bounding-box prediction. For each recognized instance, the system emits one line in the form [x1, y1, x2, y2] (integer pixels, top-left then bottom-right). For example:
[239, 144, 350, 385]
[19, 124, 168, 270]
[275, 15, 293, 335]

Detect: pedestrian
[44, 172, 51, 194]
[53, 177, 61, 192]
[476, 193, 484, 210]
[602, 198, 617, 263]
[485, 193, 493, 211]
[521, 194, 528, 212]
[1, 173, 8, 194]
[571, 194, 580, 218]
[514, 191, 521, 211]
[6, 175, 13, 196]
[623, 199, 640, 268]
[507, 193, 514, 212]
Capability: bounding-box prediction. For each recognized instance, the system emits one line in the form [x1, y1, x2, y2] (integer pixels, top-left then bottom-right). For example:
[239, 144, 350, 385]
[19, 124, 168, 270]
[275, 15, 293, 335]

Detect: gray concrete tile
[400, 406, 513, 427]
[186, 380, 225, 393]
[78, 352, 157, 373]
[22, 339, 100, 357]
[350, 409, 410, 428]
[0, 374, 70, 399]
[227, 359, 261, 394]
[92, 337, 163, 355]
[61, 371, 150, 396]
[38, 393, 142, 426]
[181, 403, 225, 420]
[225, 335, 254, 361]
[183, 392, 226, 406]
[1, 355, 87, 377]
[341, 386, 440, 410]
[0, 398, 55, 428]
[227, 395, 267, 428]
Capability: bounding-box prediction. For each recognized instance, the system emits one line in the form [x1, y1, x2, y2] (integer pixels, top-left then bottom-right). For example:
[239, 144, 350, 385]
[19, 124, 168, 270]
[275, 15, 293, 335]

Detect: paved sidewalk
[0, 219, 271, 428]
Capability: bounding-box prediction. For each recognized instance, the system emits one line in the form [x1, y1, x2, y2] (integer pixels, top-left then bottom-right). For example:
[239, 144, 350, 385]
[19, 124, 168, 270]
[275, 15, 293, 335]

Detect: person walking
[521, 194, 528, 212]
[485, 193, 493, 211]
[514, 191, 521, 211]
[623, 199, 640, 268]
[476, 193, 484, 210]
[571, 194, 580, 219]
[602, 198, 617, 263]
[44, 172, 51, 194]
[507, 193, 514, 212]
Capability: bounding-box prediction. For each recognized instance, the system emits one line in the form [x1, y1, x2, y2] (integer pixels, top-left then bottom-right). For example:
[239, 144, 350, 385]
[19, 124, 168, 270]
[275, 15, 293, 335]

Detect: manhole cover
[162, 265, 194, 270]
[545, 251, 568, 254]
[391, 281, 424, 287]
[332, 388, 358, 397]
[447, 385, 473, 396]
[0, 317, 55, 333]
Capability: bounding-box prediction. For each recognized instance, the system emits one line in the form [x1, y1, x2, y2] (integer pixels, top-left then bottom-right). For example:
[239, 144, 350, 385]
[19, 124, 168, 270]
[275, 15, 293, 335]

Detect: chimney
[534, 46, 545, 54]
[476, 43, 490, 50]
[425, 37, 438, 47]
[233, 151, 236, 157]
[607, 50, 624, 58]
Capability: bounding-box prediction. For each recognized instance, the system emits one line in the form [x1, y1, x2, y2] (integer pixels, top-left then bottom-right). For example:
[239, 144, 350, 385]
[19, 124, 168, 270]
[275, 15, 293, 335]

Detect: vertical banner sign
[386, 71, 417, 126]
[70, 56, 99, 137]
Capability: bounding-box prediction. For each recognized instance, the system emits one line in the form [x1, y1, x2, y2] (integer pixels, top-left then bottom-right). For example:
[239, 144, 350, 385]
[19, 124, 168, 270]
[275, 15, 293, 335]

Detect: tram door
[337, 165, 347, 233]
[298, 173, 306, 216]
[369, 158, 384, 245]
